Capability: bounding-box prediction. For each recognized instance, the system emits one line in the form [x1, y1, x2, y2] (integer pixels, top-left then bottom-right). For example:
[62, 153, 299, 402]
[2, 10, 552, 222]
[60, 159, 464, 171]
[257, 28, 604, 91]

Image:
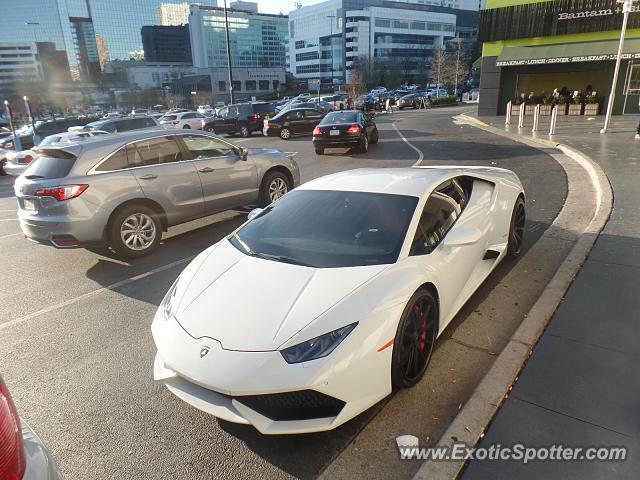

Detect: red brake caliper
[414, 303, 427, 351]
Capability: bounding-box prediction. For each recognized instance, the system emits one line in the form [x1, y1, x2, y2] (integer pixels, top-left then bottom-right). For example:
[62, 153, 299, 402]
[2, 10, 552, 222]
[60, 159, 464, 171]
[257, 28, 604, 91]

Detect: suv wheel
[279, 127, 291, 140]
[204, 125, 216, 133]
[239, 124, 251, 137]
[108, 205, 162, 259]
[260, 170, 291, 206]
[183, 124, 191, 129]
[0, 159, 6, 176]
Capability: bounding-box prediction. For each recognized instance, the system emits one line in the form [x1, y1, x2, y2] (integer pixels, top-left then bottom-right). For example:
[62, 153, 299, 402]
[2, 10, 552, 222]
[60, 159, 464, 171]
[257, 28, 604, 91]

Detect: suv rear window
[22, 149, 76, 179]
[252, 103, 275, 114]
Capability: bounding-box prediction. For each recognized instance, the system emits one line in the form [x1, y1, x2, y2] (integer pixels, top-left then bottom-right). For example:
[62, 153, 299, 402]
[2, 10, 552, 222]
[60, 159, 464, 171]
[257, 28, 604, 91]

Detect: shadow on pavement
[84, 212, 247, 304]
[217, 398, 390, 480]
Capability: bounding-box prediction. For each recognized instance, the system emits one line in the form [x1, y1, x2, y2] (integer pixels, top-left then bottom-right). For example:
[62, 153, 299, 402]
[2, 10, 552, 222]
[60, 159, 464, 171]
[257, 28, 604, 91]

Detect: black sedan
[355, 94, 380, 111]
[312, 110, 379, 155]
[397, 94, 420, 109]
[263, 108, 325, 140]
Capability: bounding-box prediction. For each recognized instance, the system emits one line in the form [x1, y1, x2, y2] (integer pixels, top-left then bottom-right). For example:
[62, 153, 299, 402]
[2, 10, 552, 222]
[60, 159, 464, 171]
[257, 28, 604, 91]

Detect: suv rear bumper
[17, 201, 109, 248]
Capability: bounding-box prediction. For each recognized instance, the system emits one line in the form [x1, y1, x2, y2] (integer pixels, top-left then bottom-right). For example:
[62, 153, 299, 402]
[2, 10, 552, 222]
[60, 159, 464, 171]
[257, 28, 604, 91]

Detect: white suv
[159, 111, 205, 129]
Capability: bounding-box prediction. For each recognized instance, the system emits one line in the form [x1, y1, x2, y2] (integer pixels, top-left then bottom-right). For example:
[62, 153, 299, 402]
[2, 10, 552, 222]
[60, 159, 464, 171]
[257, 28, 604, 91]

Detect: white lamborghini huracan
[152, 166, 526, 434]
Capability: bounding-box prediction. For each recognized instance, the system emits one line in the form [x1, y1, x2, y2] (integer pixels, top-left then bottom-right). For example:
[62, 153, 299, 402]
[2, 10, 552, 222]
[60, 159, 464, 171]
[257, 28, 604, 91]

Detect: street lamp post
[601, 0, 635, 134]
[4, 100, 21, 151]
[223, 0, 235, 104]
[23, 95, 40, 146]
[327, 15, 336, 92]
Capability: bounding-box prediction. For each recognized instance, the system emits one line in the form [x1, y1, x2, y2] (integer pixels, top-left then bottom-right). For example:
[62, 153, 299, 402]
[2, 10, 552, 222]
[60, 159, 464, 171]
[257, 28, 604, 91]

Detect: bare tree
[449, 40, 471, 95]
[349, 55, 370, 97]
[428, 48, 448, 97]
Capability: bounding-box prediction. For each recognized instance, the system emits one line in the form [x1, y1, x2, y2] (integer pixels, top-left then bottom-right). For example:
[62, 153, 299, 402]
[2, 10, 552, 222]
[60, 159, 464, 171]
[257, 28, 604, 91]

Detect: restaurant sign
[558, 4, 640, 20]
[497, 52, 640, 67]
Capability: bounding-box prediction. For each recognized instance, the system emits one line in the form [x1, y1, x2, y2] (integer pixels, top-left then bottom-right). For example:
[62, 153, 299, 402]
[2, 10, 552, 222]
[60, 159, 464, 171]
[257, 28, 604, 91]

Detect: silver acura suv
[14, 129, 300, 258]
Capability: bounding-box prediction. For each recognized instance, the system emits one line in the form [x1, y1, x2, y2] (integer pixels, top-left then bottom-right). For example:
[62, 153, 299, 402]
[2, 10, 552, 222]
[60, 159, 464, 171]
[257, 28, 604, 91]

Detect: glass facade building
[0, 0, 218, 82]
[190, 6, 288, 69]
[289, 0, 478, 84]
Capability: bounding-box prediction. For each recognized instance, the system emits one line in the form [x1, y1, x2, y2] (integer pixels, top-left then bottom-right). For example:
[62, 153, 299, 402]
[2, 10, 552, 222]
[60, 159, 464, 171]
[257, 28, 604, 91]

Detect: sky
[254, 0, 320, 15]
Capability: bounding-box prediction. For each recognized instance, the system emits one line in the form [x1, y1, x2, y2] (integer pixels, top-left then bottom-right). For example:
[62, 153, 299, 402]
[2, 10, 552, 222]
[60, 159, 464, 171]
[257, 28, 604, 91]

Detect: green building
[478, 0, 640, 116]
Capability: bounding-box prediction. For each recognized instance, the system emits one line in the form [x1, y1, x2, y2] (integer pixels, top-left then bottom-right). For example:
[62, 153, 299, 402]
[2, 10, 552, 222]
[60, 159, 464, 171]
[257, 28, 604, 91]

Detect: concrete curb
[413, 113, 613, 480]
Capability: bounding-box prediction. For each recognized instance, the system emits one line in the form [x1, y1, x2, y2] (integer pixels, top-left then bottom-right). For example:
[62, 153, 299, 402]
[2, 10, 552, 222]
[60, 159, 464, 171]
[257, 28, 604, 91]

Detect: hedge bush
[431, 95, 458, 105]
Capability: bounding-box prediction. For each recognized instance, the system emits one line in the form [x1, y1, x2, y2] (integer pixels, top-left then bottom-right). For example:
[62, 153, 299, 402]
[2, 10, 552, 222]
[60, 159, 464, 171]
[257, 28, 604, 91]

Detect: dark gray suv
[80, 115, 159, 133]
[14, 129, 300, 258]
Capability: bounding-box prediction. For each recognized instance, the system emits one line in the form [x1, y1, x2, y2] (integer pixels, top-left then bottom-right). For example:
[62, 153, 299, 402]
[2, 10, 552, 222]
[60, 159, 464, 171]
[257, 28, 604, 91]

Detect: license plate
[23, 198, 36, 211]
[330, 130, 340, 136]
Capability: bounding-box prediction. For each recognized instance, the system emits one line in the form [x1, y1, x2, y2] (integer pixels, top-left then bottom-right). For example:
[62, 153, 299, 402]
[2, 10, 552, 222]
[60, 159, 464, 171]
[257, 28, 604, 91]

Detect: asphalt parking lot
[0, 106, 569, 479]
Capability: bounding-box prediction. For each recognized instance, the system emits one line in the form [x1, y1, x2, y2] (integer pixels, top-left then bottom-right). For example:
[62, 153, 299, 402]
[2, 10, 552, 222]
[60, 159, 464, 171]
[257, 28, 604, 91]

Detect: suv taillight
[250, 113, 261, 122]
[0, 378, 26, 480]
[20, 155, 33, 165]
[347, 125, 361, 135]
[34, 184, 89, 201]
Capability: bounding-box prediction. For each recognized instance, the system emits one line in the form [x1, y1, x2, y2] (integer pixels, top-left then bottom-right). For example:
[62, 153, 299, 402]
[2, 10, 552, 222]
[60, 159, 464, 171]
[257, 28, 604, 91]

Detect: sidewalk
[463, 115, 640, 478]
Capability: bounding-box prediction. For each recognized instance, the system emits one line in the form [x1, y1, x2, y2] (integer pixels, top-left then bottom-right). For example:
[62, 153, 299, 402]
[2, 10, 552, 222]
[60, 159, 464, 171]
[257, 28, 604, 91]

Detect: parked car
[202, 102, 276, 137]
[397, 94, 420, 109]
[0, 117, 98, 151]
[312, 110, 379, 155]
[321, 94, 349, 110]
[263, 108, 325, 139]
[197, 105, 214, 116]
[393, 90, 411, 102]
[355, 94, 379, 111]
[425, 88, 448, 98]
[14, 129, 300, 258]
[151, 166, 526, 434]
[75, 115, 159, 134]
[4, 130, 109, 177]
[0, 375, 63, 479]
[159, 111, 206, 130]
[131, 108, 150, 116]
[0, 117, 99, 174]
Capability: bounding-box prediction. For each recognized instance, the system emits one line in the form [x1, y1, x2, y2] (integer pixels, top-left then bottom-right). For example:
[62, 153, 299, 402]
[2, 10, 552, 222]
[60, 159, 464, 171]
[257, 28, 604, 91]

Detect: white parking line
[0, 232, 21, 240]
[0, 255, 195, 332]
[0, 209, 17, 213]
[392, 121, 424, 166]
[0, 218, 17, 222]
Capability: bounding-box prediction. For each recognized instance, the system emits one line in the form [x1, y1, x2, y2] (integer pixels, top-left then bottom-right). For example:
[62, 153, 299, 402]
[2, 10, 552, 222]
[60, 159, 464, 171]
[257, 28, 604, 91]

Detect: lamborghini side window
[409, 178, 468, 255]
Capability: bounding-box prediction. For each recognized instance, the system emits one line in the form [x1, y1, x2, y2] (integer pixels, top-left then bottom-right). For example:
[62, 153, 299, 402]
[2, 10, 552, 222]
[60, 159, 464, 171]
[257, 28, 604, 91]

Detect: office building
[69, 16, 101, 82]
[0, 0, 217, 85]
[288, 0, 478, 85]
[142, 25, 192, 64]
[127, 64, 196, 89]
[230, 1, 259, 13]
[478, 0, 640, 116]
[0, 44, 42, 93]
[405, 0, 485, 10]
[156, 1, 220, 26]
[189, 4, 288, 101]
[37, 42, 72, 84]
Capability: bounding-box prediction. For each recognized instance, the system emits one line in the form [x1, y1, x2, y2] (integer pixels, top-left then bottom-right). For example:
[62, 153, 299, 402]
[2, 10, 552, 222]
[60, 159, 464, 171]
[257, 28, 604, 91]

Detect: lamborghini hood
[174, 240, 387, 351]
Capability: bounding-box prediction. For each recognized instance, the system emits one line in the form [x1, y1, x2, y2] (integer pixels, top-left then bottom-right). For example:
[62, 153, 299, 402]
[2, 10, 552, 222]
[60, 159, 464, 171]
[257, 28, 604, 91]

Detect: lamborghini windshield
[229, 190, 418, 268]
